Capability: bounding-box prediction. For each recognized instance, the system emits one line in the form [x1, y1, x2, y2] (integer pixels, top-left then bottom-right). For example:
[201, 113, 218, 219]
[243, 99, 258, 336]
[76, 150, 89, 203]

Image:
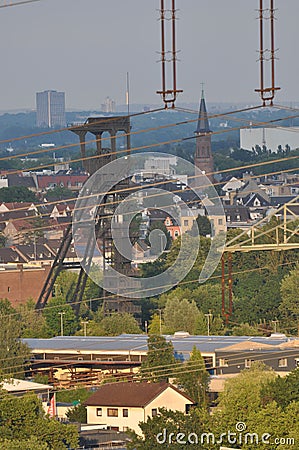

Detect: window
[245, 359, 254, 368]
[226, 215, 231, 222]
[184, 220, 189, 226]
[96, 408, 102, 417]
[219, 358, 228, 367]
[218, 218, 223, 225]
[107, 408, 118, 417]
[123, 408, 129, 417]
[152, 409, 158, 417]
[278, 358, 287, 368]
[7, 287, 10, 292]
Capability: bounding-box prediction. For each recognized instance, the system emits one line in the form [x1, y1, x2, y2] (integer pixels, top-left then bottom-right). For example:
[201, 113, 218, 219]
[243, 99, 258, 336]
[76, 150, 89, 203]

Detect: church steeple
[194, 87, 214, 183]
[195, 88, 211, 134]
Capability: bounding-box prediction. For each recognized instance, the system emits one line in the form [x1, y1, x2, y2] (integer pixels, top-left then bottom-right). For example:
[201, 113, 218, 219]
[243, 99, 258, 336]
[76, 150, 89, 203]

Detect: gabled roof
[84, 382, 194, 408]
[5, 219, 33, 232]
[0, 202, 37, 211]
[217, 341, 276, 352]
[195, 91, 211, 134]
[0, 247, 27, 263]
[279, 339, 299, 349]
[7, 174, 36, 189]
[237, 179, 270, 204]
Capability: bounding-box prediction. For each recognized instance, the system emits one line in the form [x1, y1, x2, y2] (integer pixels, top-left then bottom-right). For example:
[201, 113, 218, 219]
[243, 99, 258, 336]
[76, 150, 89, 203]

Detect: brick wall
[0, 264, 51, 307]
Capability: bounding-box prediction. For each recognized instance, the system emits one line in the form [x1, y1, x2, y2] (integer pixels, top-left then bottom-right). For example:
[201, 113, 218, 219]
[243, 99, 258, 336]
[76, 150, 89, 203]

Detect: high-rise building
[101, 96, 116, 113]
[36, 90, 66, 128]
[194, 89, 214, 182]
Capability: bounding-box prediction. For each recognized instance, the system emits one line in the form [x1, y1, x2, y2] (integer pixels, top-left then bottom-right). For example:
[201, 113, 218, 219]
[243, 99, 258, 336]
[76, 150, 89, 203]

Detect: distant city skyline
[0, 0, 298, 110]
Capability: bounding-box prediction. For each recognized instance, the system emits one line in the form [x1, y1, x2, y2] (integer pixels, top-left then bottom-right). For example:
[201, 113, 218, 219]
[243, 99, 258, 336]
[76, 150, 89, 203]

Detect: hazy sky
[1, 0, 298, 110]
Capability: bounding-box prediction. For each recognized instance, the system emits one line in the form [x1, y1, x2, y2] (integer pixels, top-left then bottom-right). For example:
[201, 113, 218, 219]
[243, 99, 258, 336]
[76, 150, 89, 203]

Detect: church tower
[194, 89, 214, 182]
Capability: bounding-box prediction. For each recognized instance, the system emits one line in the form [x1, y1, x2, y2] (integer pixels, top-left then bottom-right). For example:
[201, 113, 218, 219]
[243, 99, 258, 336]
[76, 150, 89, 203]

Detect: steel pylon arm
[224, 195, 299, 253]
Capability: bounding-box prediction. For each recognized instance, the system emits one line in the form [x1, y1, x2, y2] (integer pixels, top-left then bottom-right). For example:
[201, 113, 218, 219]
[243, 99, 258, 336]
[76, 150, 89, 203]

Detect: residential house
[84, 382, 195, 434]
[36, 172, 88, 193]
[234, 179, 272, 221]
[224, 205, 253, 229]
[222, 176, 245, 204]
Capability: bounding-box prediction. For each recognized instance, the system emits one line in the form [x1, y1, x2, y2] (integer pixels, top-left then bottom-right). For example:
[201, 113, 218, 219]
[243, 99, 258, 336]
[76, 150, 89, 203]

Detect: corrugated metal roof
[23, 334, 295, 357]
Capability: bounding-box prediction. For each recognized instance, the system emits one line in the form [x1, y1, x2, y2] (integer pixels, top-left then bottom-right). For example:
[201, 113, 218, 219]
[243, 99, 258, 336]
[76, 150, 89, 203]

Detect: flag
[47, 392, 56, 418]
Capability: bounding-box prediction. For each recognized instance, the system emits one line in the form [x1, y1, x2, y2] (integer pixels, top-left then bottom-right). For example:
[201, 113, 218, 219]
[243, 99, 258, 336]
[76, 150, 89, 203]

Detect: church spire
[194, 86, 214, 183]
[195, 85, 211, 134]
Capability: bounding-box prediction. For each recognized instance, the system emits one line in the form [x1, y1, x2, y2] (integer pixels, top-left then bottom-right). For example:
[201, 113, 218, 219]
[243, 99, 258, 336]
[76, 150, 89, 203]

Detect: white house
[84, 381, 195, 435]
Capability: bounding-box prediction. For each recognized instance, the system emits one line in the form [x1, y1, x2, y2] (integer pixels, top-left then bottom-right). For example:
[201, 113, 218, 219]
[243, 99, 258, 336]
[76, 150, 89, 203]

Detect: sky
[0, 0, 298, 110]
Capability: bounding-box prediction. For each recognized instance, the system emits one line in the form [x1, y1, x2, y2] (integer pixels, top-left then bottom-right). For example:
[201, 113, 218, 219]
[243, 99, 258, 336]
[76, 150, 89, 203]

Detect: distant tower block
[194, 89, 214, 183]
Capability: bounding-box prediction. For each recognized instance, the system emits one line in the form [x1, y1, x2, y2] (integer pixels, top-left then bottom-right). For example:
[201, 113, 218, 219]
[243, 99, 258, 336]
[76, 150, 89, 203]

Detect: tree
[140, 335, 177, 382]
[66, 403, 87, 423]
[0, 393, 78, 450]
[175, 346, 210, 406]
[45, 186, 76, 201]
[95, 313, 142, 336]
[279, 265, 299, 329]
[0, 437, 49, 450]
[0, 186, 37, 202]
[162, 292, 200, 334]
[190, 215, 211, 237]
[190, 284, 223, 315]
[232, 322, 264, 336]
[53, 271, 78, 300]
[148, 313, 162, 335]
[43, 297, 79, 337]
[16, 299, 50, 338]
[261, 368, 299, 409]
[216, 362, 276, 425]
[0, 299, 30, 378]
[127, 407, 210, 450]
[193, 311, 225, 336]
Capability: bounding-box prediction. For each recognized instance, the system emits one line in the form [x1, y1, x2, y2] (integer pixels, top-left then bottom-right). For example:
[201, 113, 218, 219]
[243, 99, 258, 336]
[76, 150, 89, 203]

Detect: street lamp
[58, 311, 65, 336]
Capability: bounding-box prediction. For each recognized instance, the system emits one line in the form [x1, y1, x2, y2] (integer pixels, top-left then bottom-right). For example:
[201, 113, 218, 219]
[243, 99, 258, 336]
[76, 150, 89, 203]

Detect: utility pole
[158, 309, 162, 335]
[205, 312, 213, 336]
[271, 320, 279, 333]
[58, 311, 65, 336]
[81, 320, 88, 337]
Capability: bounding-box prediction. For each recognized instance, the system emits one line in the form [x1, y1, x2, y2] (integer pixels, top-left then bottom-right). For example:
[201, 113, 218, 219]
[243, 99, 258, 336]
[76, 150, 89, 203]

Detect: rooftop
[23, 333, 296, 358]
[84, 381, 194, 407]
